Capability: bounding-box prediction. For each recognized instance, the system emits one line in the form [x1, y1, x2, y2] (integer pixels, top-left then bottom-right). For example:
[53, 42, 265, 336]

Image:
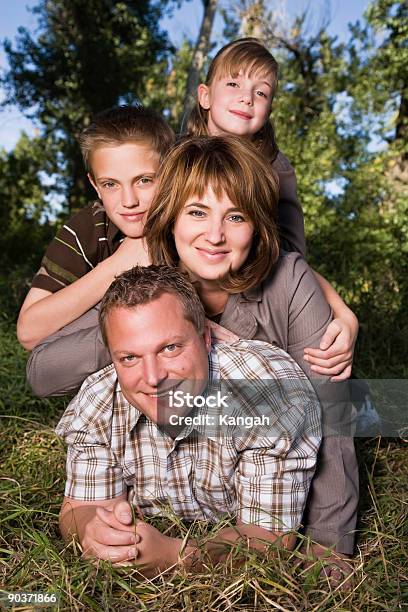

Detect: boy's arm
[17, 237, 148, 350]
[305, 270, 359, 381]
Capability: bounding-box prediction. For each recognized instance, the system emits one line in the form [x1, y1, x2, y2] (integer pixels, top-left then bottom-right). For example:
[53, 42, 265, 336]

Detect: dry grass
[0, 322, 407, 611]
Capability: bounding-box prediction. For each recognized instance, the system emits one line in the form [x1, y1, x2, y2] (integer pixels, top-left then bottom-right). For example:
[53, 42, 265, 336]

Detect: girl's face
[198, 70, 274, 138]
[173, 186, 254, 285]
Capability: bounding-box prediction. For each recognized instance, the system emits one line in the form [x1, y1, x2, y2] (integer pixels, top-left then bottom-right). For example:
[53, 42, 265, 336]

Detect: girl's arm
[273, 152, 307, 257]
[305, 271, 359, 381]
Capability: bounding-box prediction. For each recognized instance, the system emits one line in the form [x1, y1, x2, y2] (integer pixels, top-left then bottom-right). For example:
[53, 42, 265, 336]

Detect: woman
[144, 135, 358, 566]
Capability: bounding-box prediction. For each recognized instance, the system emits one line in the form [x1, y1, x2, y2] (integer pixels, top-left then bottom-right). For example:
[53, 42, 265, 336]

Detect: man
[57, 265, 320, 576]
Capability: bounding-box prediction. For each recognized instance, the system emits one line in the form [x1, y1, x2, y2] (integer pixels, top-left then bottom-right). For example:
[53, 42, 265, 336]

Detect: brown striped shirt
[56, 339, 321, 532]
[31, 201, 123, 293]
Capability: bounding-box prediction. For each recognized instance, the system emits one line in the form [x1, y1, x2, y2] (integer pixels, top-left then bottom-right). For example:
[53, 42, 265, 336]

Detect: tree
[183, 0, 218, 119]
[0, 134, 56, 315]
[1, 0, 173, 212]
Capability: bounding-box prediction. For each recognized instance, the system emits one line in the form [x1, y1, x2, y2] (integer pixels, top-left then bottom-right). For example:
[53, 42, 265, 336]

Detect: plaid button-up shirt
[56, 340, 321, 532]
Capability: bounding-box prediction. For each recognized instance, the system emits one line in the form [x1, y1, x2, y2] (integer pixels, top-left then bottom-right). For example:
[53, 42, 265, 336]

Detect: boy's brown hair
[186, 38, 279, 163]
[79, 105, 175, 173]
[144, 135, 280, 294]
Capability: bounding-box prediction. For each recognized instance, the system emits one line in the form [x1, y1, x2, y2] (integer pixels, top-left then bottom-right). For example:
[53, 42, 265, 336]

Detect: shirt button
[179, 494, 186, 502]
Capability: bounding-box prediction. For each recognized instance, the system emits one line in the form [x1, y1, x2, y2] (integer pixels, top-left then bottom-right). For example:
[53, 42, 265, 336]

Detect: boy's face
[88, 142, 160, 238]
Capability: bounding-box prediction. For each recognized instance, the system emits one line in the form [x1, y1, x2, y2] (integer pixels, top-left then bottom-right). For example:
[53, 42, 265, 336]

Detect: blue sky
[0, 0, 371, 151]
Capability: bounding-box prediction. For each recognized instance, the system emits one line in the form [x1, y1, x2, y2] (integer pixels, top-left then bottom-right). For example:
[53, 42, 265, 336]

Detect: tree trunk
[183, 0, 218, 119]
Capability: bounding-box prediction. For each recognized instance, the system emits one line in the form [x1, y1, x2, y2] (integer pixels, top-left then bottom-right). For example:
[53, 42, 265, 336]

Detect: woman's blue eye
[228, 214, 245, 222]
[188, 210, 206, 217]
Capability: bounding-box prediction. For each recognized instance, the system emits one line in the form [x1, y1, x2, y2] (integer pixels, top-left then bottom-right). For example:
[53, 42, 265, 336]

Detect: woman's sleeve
[26, 305, 111, 397]
[284, 254, 358, 554]
[272, 152, 307, 257]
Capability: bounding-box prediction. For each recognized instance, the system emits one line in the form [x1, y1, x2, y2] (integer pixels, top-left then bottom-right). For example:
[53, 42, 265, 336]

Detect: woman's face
[173, 186, 254, 285]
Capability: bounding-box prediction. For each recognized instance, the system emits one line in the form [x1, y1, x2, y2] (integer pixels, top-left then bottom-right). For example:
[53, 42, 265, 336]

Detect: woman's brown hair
[185, 38, 279, 163]
[144, 135, 280, 294]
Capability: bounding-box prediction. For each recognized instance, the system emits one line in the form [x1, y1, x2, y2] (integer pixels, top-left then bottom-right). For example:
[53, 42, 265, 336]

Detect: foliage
[1, 0, 173, 212]
[220, 0, 407, 377]
[0, 134, 58, 317]
[162, 39, 195, 132]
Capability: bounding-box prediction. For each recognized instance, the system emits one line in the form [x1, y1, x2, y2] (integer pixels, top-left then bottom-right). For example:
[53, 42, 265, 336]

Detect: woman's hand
[304, 314, 359, 381]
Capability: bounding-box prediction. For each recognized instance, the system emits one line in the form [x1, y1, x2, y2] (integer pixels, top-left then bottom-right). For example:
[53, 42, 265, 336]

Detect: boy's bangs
[215, 46, 276, 81]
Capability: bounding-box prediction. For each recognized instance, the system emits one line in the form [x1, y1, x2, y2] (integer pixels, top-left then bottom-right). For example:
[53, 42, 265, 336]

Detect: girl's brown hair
[185, 38, 279, 163]
[144, 135, 280, 294]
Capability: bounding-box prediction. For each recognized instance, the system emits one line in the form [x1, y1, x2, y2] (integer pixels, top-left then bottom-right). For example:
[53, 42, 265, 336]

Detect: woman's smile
[195, 246, 231, 262]
[173, 186, 254, 284]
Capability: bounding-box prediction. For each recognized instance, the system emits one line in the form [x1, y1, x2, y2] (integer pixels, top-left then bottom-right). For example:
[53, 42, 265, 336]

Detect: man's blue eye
[121, 355, 135, 363]
[164, 344, 179, 353]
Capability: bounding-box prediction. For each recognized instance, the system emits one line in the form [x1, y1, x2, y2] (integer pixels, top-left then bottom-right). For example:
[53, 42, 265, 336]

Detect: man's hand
[61, 498, 140, 563]
[131, 521, 182, 577]
[304, 314, 358, 381]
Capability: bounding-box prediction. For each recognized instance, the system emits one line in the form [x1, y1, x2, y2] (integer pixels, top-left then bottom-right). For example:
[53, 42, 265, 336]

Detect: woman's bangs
[177, 156, 246, 212]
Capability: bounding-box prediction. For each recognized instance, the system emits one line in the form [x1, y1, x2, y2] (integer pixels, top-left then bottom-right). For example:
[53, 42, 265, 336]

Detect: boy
[17, 105, 175, 351]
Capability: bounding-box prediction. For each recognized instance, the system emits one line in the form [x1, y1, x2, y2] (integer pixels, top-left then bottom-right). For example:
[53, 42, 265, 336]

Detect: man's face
[88, 142, 160, 238]
[105, 293, 211, 427]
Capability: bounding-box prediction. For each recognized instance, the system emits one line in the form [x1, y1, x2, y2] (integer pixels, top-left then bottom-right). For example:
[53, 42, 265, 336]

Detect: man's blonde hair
[99, 265, 205, 346]
[144, 135, 280, 294]
[186, 38, 279, 163]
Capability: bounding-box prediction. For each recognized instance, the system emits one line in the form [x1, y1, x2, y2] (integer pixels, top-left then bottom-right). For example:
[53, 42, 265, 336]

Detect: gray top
[272, 152, 306, 257]
[27, 252, 321, 397]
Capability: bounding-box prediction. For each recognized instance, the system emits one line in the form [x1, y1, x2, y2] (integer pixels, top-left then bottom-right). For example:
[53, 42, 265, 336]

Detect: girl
[185, 37, 358, 382]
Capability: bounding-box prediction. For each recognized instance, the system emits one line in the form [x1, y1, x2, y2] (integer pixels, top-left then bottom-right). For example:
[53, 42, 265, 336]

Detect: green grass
[0, 321, 407, 611]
